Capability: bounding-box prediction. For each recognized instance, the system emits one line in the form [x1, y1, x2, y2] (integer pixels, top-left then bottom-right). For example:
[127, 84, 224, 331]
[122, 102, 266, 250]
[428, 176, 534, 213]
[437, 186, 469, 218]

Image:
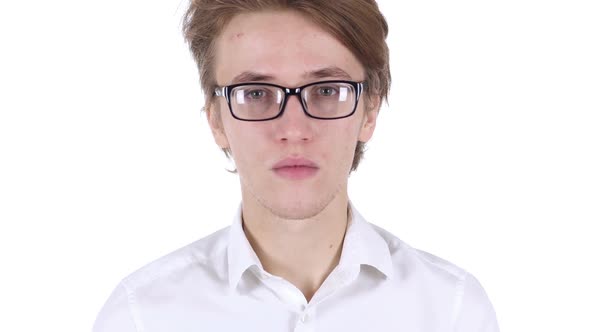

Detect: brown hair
[182, 0, 390, 172]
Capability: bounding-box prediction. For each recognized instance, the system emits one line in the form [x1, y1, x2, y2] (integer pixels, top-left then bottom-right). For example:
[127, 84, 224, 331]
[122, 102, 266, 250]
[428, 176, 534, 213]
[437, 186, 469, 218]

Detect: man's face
[210, 10, 379, 220]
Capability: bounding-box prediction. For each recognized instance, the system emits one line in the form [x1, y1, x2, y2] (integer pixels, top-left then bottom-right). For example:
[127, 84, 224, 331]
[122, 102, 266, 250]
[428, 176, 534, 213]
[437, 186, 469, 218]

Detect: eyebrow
[229, 66, 354, 85]
[230, 72, 275, 84]
[305, 66, 353, 81]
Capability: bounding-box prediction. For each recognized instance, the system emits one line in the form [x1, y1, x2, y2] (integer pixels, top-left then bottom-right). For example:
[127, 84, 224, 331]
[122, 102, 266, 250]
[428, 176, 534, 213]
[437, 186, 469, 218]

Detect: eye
[315, 86, 338, 97]
[245, 89, 268, 100]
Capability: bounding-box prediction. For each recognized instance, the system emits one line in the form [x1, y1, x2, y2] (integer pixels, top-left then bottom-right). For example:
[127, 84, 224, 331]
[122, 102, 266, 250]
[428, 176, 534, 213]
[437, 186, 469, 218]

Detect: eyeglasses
[213, 80, 366, 121]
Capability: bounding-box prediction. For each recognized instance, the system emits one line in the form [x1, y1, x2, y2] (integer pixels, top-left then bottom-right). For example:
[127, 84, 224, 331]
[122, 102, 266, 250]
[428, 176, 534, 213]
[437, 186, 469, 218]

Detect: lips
[272, 157, 319, 180]
[272, 157, 318, 169]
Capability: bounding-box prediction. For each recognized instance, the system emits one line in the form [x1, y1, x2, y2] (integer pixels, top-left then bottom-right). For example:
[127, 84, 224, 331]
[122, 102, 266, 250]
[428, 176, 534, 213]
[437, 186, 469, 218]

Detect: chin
[258, 191, 339, 220]
[240, 171, 346, 220]
[268, 204, 324, 220]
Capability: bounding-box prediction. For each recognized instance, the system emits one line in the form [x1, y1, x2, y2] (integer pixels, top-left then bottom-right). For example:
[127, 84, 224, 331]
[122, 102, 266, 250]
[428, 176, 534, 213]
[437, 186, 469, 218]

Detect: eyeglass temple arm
[213, 87, 226, 97]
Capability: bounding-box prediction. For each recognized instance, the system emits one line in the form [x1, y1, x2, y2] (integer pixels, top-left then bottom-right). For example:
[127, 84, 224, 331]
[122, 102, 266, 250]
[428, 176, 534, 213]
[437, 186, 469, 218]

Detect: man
[94, 1, 500, 331]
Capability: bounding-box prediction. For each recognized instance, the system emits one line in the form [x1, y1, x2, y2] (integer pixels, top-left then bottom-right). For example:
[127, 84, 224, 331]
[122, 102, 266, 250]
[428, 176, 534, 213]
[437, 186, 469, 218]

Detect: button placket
[294, 308, 315, 332]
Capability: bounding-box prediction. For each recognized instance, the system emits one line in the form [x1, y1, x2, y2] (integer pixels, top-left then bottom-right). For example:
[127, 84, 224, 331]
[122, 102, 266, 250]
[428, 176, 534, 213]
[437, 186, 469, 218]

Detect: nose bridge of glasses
[284, 87, 301, 95]
[281, 87, 307, 115]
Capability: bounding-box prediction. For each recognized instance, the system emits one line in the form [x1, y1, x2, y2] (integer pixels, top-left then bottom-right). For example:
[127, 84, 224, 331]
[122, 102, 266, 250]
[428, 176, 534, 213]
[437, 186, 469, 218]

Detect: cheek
[223, 121, 269, 166]
[227, 122, 266, 145]
[322, 120, 362, 165]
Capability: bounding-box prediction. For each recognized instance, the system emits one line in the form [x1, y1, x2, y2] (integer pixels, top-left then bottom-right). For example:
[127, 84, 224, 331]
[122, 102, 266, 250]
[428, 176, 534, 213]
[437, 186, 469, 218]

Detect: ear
[358, 96, 381, 143]
[206, 101, 230, 149]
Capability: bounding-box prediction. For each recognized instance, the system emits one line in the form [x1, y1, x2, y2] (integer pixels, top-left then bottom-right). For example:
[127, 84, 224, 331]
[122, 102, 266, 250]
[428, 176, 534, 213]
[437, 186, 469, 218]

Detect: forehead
[214, 10, 364, 86]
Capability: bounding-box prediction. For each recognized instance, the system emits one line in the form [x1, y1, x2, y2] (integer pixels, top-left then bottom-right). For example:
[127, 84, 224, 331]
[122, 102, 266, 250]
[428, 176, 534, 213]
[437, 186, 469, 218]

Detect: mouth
[272, 157, 319, 180]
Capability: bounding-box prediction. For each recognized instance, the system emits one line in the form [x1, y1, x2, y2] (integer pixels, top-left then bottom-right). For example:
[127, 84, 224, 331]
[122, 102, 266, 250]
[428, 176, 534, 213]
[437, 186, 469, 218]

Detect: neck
[241, 192, 350, 302]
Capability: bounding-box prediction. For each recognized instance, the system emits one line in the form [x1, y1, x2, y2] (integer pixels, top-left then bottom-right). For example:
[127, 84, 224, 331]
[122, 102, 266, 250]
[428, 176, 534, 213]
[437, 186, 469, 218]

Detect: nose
[274, 94, 313, 142]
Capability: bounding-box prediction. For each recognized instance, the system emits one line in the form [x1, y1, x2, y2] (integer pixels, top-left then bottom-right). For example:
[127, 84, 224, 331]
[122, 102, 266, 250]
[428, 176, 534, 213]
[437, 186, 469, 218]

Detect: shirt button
[300, 313, 308, 323]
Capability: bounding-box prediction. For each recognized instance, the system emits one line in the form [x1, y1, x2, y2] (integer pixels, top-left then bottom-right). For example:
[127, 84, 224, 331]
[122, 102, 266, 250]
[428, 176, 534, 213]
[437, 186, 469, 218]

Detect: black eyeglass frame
[213, 80, 367, 121]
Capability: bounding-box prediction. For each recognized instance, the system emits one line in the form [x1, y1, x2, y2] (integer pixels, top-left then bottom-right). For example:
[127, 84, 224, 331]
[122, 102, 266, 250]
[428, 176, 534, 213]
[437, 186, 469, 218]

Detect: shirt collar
[227, 203, 263, 291]
[226, 202, 394, 291]
[339, 203, 394, 280]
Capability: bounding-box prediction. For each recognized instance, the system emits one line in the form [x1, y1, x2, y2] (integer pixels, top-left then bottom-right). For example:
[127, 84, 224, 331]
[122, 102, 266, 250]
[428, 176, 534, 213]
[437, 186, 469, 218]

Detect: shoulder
[93, 226, 231, 332]
[368, 222, 467, 280]
[369, 223, 499, 331]
[122, 225, 231, 291]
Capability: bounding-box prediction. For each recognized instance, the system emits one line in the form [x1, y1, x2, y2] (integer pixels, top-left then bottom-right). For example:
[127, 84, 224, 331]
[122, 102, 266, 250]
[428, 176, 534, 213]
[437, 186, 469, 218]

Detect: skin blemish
[229, 32, 245, 42]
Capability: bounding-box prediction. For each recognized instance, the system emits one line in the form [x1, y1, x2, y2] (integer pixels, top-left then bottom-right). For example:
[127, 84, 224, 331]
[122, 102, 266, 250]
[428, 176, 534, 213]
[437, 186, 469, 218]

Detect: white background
[0, 0, 588, 331]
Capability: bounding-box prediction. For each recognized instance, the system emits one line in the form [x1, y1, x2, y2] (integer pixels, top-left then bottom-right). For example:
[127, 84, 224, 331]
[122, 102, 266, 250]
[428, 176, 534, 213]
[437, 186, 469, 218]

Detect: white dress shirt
[94, 203, 499, 332]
